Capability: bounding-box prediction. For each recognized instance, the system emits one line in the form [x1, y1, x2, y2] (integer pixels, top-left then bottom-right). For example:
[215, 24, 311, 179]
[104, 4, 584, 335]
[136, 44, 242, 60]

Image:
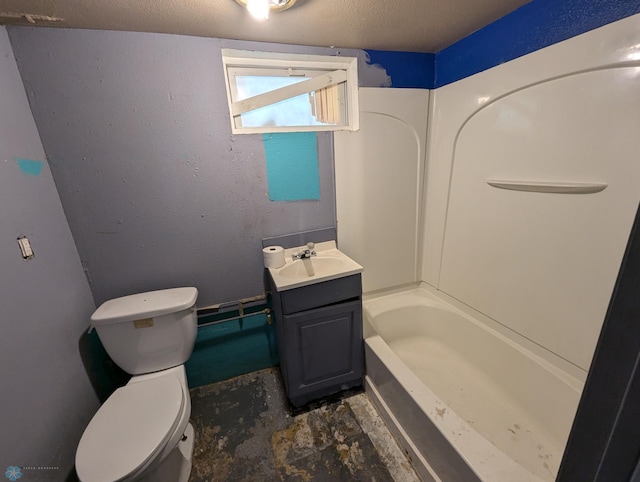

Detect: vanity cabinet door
[283, 300, 363, 400]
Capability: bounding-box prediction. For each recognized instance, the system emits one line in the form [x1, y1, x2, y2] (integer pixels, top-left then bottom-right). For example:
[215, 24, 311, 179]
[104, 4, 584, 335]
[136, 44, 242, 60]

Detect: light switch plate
[18, 236, 34, 260]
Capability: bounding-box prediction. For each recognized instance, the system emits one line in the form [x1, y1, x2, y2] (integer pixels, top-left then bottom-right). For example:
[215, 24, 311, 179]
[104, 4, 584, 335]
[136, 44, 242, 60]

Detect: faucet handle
[306, 242, 315, 250]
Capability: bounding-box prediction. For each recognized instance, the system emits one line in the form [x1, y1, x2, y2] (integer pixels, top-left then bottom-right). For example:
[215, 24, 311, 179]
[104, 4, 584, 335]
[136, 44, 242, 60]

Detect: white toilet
[75, 287, 199, 482]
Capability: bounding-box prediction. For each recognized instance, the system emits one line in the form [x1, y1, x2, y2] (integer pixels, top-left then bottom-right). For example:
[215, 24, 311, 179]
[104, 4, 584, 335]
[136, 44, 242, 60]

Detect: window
[222, 49, 359, 134]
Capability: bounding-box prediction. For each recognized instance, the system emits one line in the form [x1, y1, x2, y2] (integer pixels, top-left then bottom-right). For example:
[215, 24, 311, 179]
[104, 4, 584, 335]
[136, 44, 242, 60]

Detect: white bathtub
[363, 286, 582, 482]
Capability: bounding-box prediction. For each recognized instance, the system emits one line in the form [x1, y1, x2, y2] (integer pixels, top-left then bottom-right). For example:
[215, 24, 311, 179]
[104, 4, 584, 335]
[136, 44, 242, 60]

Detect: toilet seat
[76, 373, 184, 482]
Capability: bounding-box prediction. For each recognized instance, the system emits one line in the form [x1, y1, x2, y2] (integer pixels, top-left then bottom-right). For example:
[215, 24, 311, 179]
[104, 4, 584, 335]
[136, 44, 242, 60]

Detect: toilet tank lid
[91, 287, 198, 325]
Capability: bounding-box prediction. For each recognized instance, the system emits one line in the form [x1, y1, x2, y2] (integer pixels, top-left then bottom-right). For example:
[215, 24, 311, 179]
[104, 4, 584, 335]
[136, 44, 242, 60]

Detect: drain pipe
[198, 294, 267, 312]
[197, 293, 272, 329]
[196, 308, 272, 328]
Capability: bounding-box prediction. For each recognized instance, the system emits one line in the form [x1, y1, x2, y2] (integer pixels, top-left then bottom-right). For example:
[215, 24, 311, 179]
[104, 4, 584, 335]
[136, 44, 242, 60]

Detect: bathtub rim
[364, 373, 441, 482]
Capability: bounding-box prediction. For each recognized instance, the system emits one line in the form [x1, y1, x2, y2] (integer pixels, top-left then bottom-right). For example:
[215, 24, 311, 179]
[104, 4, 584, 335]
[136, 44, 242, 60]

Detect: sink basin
[279, 256, 345, 279]
[268, 240, 363, 291]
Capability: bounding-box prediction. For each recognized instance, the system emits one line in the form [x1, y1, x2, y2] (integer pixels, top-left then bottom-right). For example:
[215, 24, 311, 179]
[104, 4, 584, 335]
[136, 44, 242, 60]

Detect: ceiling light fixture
[234, 0, 297, 20]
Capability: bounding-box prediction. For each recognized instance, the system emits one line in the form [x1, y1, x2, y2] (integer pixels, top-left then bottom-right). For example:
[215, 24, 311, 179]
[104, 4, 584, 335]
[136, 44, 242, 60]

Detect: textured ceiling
[0, 0, 531, 52]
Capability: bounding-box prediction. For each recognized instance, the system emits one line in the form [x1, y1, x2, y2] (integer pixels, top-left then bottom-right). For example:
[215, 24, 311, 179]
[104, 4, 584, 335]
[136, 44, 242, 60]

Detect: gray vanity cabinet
[269, 273, 363, 407]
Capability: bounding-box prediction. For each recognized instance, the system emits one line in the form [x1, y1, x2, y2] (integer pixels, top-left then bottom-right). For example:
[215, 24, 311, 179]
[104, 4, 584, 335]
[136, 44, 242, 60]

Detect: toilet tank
[91, 287, 198, 375]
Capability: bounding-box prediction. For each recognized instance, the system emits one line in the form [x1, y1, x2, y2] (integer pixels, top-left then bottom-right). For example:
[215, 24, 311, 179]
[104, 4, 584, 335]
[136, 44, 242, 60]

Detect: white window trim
[222, 48, 359, 134]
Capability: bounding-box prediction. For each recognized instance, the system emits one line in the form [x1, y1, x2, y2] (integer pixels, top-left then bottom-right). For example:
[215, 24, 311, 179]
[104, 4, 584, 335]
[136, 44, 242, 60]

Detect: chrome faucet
[292, 242, 316, 260]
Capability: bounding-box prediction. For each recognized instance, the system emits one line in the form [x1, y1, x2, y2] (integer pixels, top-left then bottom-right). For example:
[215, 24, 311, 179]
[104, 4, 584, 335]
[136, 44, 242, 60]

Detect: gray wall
[0, 26, 98, 479]
[8, 27, 390, 307]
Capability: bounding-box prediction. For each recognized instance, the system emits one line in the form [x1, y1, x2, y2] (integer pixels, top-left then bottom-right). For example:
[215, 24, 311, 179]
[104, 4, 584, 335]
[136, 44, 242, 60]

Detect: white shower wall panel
[440, 67, 640, 371]
[335, 88, 429, 293]
[422, 14, 640, 373]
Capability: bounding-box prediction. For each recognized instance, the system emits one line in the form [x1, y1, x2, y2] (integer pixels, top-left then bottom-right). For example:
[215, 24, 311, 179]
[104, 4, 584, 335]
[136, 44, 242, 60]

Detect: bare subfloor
[188, 367, 420, 481]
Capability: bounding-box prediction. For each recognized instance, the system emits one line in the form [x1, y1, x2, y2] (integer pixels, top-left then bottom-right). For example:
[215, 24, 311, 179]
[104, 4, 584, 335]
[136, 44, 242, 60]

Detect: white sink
[279, 256, 345, 279]
[268, 241, 363, 291]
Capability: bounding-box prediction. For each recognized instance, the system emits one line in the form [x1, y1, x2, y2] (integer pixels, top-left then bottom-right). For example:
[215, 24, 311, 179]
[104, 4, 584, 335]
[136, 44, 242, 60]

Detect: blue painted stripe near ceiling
[365, 0, 639, 89]
[364, 50, 435, 88]
[435, 0, 640, 88]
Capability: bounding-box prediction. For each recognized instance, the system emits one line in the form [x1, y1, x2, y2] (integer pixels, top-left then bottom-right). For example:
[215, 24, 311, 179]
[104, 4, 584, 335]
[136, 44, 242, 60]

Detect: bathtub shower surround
[335, 12, 640, 482]
[423, 12, 640, 376]
[334, 88, 429, 293]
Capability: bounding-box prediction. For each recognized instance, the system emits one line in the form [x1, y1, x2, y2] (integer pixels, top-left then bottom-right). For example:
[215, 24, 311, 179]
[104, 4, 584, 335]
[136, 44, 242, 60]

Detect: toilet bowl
[75, 288, 199, 482]
[76, 366, 193, 482]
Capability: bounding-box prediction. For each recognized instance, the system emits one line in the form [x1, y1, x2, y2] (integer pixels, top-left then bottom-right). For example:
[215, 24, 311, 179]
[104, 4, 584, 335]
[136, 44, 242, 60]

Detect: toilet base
[139, 423, 195, 482]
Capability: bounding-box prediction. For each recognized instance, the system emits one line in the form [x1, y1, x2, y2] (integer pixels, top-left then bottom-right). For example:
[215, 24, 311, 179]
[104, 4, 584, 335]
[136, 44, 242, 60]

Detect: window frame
[221, 49, 359, 134]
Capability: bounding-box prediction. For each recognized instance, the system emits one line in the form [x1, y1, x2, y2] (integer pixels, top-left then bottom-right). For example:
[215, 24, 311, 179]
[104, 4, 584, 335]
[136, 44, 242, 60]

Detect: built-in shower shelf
[486, 180, 608, 194]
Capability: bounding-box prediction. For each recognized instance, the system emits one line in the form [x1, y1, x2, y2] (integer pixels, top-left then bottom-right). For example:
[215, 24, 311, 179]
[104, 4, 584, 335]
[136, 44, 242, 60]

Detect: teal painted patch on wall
[263, 132, 320, 201]
[15, 158, 44, 176]
[185, 312, 279, 388]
